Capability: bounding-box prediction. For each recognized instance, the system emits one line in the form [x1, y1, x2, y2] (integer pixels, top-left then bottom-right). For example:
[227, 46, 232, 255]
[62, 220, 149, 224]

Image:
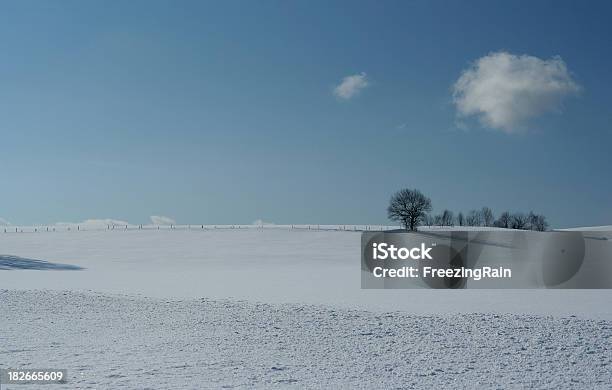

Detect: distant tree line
[388, 188, 549, 232]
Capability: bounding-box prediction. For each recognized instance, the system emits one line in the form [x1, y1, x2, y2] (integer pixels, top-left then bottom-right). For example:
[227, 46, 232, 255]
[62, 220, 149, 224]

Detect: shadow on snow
[0, 255, 83, 271]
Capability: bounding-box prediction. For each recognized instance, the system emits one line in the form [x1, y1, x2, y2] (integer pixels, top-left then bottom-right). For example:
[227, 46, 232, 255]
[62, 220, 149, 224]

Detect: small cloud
[252, 219, 275, 226]
[396, 123, 408, 130]
[0, 217, 10, 226]
[150, 215, 176, 225]
[333, 72, 369, 100]
[54, 218, 129, 228]
[452, 51, 580, 133]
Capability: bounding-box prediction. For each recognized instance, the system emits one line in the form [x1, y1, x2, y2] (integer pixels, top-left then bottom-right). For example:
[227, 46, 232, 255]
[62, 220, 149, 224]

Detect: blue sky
[0, 0, 611, 228]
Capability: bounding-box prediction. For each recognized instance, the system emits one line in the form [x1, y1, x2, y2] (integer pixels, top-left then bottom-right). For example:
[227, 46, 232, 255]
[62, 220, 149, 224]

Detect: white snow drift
[150, 215, 176, 225]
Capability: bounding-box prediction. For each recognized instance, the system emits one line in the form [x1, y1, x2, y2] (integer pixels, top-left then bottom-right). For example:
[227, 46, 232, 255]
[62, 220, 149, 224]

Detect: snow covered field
[2, 290, 612, 389]
[1, 228, 611, 317]
[1, 228, 612, 388]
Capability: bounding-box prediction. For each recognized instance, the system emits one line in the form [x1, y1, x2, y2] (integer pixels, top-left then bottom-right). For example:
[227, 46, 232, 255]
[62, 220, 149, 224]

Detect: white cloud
[452, 51, 580, 133]
[333, 72, 369, 100]
[150, 215, 176, 225]
[54, 218, 129, 228]
[0, 217, 10, 226]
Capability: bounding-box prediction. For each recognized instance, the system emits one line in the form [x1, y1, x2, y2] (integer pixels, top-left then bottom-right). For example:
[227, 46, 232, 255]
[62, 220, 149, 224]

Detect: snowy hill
[1, 228, 611, 388]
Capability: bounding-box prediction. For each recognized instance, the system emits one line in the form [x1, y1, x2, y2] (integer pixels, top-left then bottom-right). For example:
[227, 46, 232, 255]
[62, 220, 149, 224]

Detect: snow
[1, 290, 611, 389]
[1, 228, 611, 318]
[1, 228, 611, 388]
[559, 225, 612, 232]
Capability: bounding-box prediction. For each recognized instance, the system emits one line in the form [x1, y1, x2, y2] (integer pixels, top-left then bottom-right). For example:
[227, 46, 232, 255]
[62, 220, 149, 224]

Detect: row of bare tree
[423, 207, 548, 231]
[387, 188, 548, 231]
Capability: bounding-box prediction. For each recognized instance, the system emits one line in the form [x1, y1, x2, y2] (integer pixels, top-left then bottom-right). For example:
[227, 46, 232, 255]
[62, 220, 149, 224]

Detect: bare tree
[432, 214, 442, 226]
[387, 189, 432, 231]
[456, 212, 464, 226]
[511, 213, 529, 230]
[441, 209, 454, 226]
[434, 214, 443, 226]
[535, 215, 548, 231]
[528, 211, 537, 230]
[465, 209, 482, 226]
[481, 207, 495, 227]
[528, 212, 548, 231]
[423, 214, 434, 227]
[495, 211, 511, 228]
